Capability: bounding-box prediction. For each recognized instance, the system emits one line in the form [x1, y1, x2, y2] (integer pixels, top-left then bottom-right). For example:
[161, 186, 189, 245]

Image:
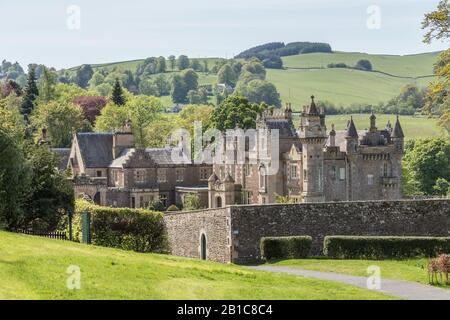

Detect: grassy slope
[325, 114, 441, 140]
[271, 259, 449, 289]
[0, 231, 394, 300]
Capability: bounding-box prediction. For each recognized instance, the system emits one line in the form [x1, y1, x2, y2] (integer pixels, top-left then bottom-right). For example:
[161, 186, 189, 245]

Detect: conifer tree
[111, 79, 126, 106]
[20, 66, 39, 123]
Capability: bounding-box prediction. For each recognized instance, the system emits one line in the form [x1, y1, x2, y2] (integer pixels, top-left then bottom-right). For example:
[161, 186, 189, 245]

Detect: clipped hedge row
[261, 236, 312, 260]
[324, 236, 450, 259]
[73, 200, 169, 253]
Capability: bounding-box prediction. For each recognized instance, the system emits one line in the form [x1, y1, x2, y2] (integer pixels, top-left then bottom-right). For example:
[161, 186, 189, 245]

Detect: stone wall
[163, 207, 232, 263]
[230, 199, 450, 264]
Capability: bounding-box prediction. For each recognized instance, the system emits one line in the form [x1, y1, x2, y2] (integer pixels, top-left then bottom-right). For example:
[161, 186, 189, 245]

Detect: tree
[111, 79, 126, 106]
[72, 96, 107, 124]
[211, 96, 267, 131]
[433, 177, 450, 196]
[22, 144, 74, 231]
[239, 79, 281, 107]
[0, 128, 30, 229]
[177, 104, 214, 135]
[422, 1, 450, 133]
[171, 74, 188, 103]
[38, 66, 57, 103]
[177, 55, 190, 70]
[422, 0, 450, 43]
[203, 60, 209, 73]
[0, 93, 26, 139]
[355, 59, 373, 71]
[217, 64, 237, 86]
[182, 69, 199, 92]
[156, 56, 166, 73]
[30, 101, 84, 148]
[1, 79, 22, 98]
[20, 66, 39, 124]
[138, 78, 158, 96]
[168, 55, 176, 71]
[402, 138, 450, 196]
[94, 102, 128, 132]
[183, 193, 201, 211]
[190, 59, 201, 71]
[75, 64, 94, 89]
[88, 71, 105, 89]
[126, 96, 163, 147]
[147, 199, 165, 211]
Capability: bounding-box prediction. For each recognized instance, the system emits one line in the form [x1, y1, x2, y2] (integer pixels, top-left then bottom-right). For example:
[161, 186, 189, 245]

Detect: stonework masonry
[163, 199, 450, 264]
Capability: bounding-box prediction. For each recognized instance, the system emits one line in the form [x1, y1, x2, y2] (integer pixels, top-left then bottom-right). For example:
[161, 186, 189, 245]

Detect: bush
[324, 236, 450, 259]
[73, 200, 169, 253]
[260, 236, 312, 260]
[166, 204, 179, 211]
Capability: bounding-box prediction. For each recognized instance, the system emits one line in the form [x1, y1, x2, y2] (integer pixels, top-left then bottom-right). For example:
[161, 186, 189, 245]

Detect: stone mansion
[58, 96, 405, 209]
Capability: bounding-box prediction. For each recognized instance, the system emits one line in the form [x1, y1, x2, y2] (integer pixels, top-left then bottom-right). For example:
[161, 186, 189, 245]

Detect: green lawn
[271, 258, 449, 289]
[0, 231, 394, 300]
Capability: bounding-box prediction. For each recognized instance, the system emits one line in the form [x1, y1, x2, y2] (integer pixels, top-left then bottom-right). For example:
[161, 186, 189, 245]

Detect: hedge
[324, 236, 450, 259]
[260, 236, 312, 260]
[72, 200, 169, 253]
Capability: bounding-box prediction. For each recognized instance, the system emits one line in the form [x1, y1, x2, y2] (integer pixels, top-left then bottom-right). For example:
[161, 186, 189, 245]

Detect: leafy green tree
[402, 138, 450, 195]
[94, 102, 128, 132]
[171, 74, 188, 103]
[75, 64, 94, 89]
[168, 55, 176, 71]
[88, 71, 105, 89]
[0, 94, 26, 139]
[183, 193, 201, 211]
[422, 0, 449, 133]
[156, 56, 166, 73]
[239, 79, 281, 107]
[111, 79, 126, 106]
[190, 59, 201, 71]
[38, 66, 57, 103]
[22, 144, 74, 231]
[153, 74, 171, 96]
[217, 64, 237, 86]
[355, 59, 373, 71]
[0, 129, 30, 229]
[138, 78, 158, 96]
[126, 96, 163, 147]
[147, 199, 165, 211]
[211, 96, 267, 131]
[177, 55, 190, 70]
[203, 60, 209, 73]
[30, 101, 84, 148]
[182, 69, 199, 92]
[433, 177, 450, 196]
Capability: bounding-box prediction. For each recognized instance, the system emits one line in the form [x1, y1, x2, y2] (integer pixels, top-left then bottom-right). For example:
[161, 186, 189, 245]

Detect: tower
[345, 116, 359, 154]
[299, 95, 327, 203]
[391, 115, 404, 154]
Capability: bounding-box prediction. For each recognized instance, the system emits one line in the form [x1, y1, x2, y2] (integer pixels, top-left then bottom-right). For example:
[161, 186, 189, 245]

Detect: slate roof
[264, 119, 298, 139]
[51, 148, 70, 170]
[392, 116, 404, 138]
[346, 118, 359, 138]
[76, 133, 113, 168]
[108, 147, 191, 168]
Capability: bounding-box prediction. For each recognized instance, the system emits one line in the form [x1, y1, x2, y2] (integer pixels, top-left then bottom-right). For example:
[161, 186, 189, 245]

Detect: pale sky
[0, 0, 447, 70]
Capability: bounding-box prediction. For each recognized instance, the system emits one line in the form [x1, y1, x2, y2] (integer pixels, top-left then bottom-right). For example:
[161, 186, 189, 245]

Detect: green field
[271, 258, 449, 289]
[325, 114, 441, 140]
[0, 231, 394, 300]
[66, 51, 440, 109]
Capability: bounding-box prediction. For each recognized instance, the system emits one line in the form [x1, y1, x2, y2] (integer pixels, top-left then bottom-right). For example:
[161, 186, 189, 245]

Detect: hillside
[0, 231, 393, 300]
[66, 51, 439, 109]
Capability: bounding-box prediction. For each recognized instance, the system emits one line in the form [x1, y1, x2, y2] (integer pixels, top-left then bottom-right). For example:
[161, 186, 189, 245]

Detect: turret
[329, 124, 336, 147]
[345, 116, 359, 153]
[299, 95, 327, 203]
[369, 111, 377, 132]
[391, 115, 404, 153]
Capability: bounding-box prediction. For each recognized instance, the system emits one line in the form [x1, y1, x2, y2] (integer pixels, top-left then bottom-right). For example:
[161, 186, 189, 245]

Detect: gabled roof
[76, 133, 113, 168]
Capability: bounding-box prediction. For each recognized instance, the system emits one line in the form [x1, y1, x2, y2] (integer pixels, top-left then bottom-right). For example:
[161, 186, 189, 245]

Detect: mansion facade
[57, 96, 404, 210]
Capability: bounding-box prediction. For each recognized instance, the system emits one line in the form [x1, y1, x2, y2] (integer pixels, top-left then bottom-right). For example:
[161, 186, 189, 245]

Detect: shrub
[324, 236, 450, 259]
[166, 204, 179, 211]
[72, 200, 169, 253]
[260, 236, 312, 260]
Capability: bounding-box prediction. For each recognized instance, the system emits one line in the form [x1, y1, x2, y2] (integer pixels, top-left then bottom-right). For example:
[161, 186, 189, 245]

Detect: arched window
[216, 196, 222, 208]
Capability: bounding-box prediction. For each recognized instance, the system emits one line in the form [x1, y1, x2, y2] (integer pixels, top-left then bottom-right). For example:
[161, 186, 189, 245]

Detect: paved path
[249, 265, 450, 300]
